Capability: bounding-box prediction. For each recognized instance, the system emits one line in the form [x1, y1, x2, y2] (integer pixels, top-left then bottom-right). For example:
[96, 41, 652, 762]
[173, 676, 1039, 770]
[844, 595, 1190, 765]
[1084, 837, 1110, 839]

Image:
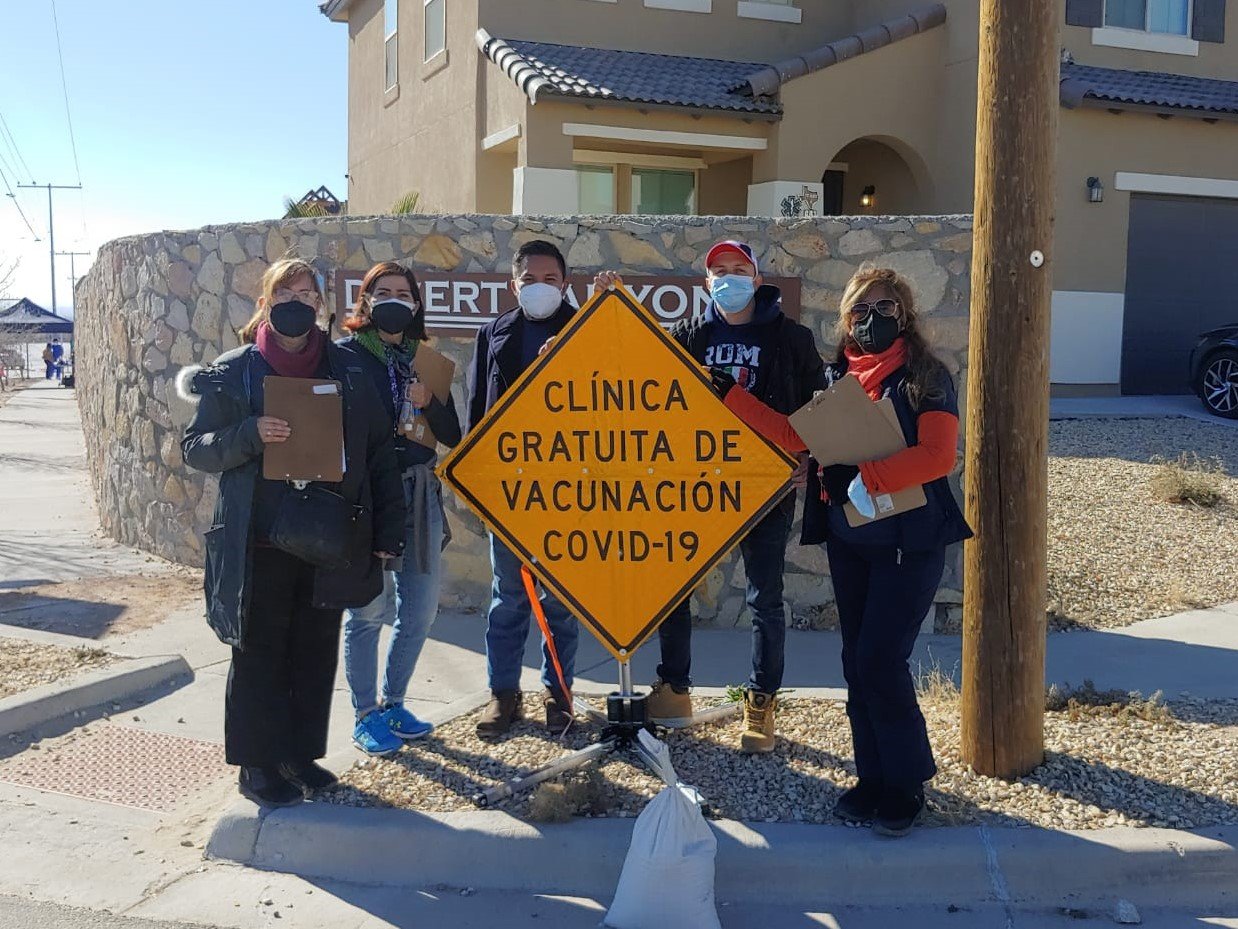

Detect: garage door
[1122, 193, 1238, 395]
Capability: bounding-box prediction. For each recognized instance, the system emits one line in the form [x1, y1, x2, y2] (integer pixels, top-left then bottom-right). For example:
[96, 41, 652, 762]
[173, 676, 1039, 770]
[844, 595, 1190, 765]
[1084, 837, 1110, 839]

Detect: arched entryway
[821, 136, 933, 216]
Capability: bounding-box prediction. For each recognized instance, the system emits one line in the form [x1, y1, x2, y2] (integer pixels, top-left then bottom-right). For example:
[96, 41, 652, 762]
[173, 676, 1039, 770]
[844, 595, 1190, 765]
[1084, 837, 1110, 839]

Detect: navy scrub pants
[825, 538, 943, 790]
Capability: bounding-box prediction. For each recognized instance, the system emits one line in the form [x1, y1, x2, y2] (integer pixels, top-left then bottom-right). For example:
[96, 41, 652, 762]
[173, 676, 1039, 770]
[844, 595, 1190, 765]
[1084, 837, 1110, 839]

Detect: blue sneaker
[353, 710, 403, 757]
[381, 703, 434, 740]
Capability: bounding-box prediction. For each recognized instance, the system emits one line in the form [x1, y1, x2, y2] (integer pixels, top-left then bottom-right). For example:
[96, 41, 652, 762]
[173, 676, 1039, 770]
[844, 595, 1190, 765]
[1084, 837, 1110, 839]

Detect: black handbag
[269, 483, 366, 569]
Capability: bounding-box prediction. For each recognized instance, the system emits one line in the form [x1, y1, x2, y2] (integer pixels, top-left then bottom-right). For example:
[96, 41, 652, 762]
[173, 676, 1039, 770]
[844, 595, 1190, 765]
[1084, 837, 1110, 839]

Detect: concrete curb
[0, 655, 192, 738]
[207, 801, 1238, 908]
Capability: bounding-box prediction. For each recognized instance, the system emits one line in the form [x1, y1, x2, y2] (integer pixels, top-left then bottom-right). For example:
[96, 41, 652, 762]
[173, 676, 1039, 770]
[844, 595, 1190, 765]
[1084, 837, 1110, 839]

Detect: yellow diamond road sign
[438, 288, 796, 661]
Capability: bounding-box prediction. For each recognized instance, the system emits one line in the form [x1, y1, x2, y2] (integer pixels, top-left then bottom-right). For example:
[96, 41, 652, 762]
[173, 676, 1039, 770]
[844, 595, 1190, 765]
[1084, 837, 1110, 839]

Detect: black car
[1190, 324, 1238, 419]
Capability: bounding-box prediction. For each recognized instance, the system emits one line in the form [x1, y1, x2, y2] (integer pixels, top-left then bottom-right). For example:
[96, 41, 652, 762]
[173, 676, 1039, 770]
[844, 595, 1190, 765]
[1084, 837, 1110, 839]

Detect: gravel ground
[1044, 418, 1238, 630]
[327, 692, 1238, 830]
[0, 639, 115, 700]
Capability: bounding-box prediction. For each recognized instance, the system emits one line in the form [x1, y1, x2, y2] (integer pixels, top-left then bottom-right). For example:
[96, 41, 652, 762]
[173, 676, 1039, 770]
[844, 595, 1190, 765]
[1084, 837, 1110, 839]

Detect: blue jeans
[657, 496, 794, 694]
[485, 535, 579, 694]
[342, 499, 444, 719]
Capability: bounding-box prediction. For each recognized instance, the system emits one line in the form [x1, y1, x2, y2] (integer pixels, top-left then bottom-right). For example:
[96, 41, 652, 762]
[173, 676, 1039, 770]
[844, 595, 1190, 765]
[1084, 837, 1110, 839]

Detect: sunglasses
[848, 299, 900, 320]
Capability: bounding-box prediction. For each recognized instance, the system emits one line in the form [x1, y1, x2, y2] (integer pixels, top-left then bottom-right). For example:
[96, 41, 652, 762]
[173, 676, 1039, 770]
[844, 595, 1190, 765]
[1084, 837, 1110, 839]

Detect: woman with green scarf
[337, 261, 461, 756]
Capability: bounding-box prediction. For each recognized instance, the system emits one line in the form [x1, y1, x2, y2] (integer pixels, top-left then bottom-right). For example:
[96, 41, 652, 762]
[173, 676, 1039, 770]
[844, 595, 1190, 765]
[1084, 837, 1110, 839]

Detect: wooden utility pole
[961, 0, 1058, 778]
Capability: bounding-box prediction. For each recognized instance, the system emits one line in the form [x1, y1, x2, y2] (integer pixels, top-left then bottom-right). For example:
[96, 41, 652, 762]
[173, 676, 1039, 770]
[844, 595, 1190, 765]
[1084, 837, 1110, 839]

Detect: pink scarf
[255, 322, 326, 378]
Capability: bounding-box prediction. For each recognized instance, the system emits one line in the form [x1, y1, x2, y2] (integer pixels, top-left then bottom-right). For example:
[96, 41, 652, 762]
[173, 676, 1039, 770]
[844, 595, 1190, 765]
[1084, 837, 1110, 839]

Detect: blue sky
[0, 1, 348, 314]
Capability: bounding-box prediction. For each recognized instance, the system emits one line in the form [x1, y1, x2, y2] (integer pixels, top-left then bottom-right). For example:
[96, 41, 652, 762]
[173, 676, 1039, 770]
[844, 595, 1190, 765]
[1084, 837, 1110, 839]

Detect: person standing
[467, 240, 580, 736]
[180, 257, 405, 807]
[336, 262, 462, 756]
[719, 264, 973, 835]
[42, 344, 54, 380]
[594, 239, 824, 753]
[50, 339, 64, 382]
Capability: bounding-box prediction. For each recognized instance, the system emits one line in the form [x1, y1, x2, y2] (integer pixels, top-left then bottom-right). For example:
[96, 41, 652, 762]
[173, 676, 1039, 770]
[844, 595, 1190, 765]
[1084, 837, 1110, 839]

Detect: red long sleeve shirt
[724, 387, 959, 493]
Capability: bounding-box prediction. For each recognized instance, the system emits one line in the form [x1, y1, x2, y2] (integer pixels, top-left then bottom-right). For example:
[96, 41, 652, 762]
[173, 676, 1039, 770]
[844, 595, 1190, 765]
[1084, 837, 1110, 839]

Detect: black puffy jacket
[181, 342, 405, 647]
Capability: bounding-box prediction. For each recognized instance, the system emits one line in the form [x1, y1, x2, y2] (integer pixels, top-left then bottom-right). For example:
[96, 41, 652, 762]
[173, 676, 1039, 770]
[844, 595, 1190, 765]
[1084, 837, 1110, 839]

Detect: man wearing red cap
[594, 240, 824, 752]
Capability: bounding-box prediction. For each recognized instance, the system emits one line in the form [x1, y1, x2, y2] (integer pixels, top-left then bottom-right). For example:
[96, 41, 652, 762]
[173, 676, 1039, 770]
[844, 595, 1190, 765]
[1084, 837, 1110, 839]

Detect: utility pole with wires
[56, 250, 90, 289]
[960, 0, 1058, 778]
[17, 182, 81, 313]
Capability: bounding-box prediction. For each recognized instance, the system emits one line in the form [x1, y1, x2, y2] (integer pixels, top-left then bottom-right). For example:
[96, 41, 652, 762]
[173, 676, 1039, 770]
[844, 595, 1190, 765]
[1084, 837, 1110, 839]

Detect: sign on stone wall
[438, 286, 795, 659]
[75, 213, 973, 632]
[334, 270, 802, 335]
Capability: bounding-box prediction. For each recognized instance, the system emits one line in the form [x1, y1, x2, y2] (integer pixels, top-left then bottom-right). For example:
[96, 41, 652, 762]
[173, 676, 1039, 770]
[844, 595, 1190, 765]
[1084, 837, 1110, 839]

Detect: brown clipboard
[842, 398, 928, 527]
[262, 376, 346, 482]
[402, 343, 456, 449]
[788, 373, 902, 466]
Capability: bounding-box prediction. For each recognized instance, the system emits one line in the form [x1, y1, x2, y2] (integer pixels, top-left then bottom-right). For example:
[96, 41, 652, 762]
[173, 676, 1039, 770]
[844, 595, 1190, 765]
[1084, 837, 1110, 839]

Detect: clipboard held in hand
[262, 376, 346, 482]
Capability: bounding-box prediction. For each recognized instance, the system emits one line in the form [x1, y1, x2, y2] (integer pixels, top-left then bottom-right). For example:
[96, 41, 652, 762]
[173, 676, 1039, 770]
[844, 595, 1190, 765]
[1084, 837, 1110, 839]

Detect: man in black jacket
[595, 240, 824, 752]
[466, 240, 580, 736]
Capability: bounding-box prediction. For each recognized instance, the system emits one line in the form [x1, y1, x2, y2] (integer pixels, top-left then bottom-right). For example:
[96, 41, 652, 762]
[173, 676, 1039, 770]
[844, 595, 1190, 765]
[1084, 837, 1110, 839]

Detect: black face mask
[370, 299, 416, 335]
[850, 312, 901, 355]
[269, 300, 317, 338]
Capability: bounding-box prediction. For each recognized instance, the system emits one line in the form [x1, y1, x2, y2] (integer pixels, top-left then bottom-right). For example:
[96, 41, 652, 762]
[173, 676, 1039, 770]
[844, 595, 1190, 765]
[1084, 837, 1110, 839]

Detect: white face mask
[517, 282, 563, 320]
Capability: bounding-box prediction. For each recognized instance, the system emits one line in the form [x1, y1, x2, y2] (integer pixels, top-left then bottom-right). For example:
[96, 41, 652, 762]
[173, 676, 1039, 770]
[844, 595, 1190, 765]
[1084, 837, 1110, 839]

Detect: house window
[424, 0, 446, 61]
[1105, 0, 1190, 34]
[384, 0, 398, 90]
[632, 168, 696, 215]
[577, 166, 616, 213]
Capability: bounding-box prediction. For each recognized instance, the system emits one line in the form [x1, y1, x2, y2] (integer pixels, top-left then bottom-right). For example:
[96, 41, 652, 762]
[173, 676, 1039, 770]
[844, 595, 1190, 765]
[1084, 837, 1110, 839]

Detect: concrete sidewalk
[1050, 393, 1238, 427]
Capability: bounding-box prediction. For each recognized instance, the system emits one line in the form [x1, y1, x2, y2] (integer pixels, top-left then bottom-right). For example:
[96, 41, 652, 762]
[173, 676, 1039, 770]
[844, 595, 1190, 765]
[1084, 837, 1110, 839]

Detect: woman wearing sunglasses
[718, 264, 972, 837]
[336, 262, 462, 756]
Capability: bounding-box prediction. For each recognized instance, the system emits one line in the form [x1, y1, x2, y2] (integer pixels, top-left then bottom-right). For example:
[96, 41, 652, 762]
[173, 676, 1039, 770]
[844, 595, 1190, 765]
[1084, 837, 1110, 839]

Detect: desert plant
[1045, 679, 1171, 723]
[390, 190, 422, 214]
[282, 196, 330, 219]
[1148, 452, 1225, 507]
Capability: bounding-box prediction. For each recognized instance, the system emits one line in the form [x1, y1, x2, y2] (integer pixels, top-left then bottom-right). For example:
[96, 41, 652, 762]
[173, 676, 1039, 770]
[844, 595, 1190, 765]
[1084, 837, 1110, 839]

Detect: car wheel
[1198, 349, 1238, 420]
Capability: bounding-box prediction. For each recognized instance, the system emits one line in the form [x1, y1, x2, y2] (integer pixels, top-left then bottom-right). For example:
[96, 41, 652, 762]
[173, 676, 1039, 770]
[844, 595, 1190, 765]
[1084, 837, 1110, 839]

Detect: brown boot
[543, 688, 573, 732]
[645, 680, 694, 726]
[476, 690, 522, 737]
[739, 690, 777, 754]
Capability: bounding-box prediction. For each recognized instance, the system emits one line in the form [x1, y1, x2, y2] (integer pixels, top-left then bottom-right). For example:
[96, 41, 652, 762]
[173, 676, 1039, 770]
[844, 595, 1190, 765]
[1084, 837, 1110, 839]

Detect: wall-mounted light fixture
[1086, 176, 1104, 203]
[860, 185, 876, 209]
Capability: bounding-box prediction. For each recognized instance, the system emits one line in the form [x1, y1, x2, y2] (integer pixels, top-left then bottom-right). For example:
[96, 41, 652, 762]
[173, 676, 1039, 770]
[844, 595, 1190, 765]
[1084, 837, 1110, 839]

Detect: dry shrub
[1149, 453, 1225, 507]
[915, 661, 960, 703]
[526, 769, 607, 822]
[1045, 680, 1171, 724]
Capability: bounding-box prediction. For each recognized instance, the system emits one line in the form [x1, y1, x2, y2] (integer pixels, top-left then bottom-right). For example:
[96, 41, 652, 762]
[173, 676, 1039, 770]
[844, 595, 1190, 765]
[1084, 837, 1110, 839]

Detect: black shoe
[238, 766, 303, 807]
[833, 779, 884, 823]
[278, 760, 339, 797]
[873, 786, 925, 837]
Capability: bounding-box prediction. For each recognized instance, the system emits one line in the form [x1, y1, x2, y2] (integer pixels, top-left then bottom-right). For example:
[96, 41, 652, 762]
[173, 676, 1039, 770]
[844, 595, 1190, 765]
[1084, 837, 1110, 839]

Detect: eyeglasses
[848, 299, 900, 320]
[274, 288, 321, 306]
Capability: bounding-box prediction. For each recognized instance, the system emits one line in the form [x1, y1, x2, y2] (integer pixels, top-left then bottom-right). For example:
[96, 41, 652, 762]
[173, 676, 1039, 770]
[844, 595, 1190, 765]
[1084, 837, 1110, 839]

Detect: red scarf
[844, 339, 908, 400]
[255, 322, 326, 378]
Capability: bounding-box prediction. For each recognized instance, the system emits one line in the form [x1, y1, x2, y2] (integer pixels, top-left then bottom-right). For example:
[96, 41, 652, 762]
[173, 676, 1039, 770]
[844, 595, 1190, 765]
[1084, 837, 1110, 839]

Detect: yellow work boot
[740, 690, 777, 754]
[645, 680, 693, 726]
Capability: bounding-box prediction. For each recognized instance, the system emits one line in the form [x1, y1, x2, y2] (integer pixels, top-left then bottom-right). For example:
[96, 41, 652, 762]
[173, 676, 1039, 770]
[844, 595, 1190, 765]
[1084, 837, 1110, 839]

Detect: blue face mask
[710, 274, 755, 315]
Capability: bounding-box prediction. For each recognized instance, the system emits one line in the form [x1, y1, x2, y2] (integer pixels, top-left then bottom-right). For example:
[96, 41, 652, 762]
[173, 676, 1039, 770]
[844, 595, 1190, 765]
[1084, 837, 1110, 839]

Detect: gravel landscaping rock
[0, 640, 115, 700]
[1044, 418, 1237, 630]
[326, 692, 1238, 831]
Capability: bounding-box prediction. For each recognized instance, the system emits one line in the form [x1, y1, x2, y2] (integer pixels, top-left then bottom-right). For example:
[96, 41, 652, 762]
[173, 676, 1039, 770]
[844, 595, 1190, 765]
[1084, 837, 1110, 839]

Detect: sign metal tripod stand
[472, 659, 740, 808]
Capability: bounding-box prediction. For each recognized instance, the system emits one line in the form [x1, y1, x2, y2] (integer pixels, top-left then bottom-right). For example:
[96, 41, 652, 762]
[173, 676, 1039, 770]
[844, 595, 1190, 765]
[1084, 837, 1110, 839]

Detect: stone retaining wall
[75, 213, 972, 631]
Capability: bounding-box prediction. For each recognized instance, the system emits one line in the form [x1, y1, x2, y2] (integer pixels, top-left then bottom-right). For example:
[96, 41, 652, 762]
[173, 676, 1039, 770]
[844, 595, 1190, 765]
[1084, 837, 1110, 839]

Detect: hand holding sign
[438, 286, 795, 661]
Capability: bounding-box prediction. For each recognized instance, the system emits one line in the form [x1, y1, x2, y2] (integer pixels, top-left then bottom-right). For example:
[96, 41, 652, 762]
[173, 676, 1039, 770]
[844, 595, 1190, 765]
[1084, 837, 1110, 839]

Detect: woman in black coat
[180, 257, 405, 807]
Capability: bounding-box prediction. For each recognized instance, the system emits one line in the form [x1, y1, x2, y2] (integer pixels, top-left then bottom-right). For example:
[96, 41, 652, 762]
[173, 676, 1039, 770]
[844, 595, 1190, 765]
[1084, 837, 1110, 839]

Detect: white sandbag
[603, 778, 721, 929]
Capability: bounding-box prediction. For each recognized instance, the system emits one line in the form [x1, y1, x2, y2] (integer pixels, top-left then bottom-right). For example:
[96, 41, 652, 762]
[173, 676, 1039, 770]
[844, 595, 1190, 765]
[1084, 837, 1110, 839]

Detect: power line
[48, 0, 83, 186]
[0, 166, 42, 241]
[0, 111, 35, 183]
